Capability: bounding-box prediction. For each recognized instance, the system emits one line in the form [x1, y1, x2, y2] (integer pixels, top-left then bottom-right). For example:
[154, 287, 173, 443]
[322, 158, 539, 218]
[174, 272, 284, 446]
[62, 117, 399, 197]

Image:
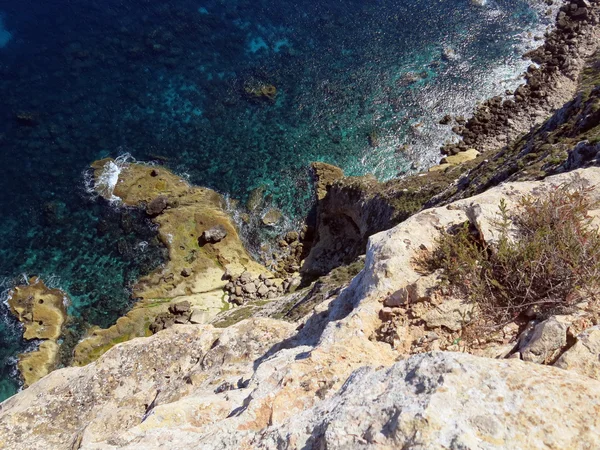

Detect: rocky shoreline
[2, 0, 600, 446]
[441, 0, 600, 156]
[2, 166, 600, 448]
[6, 278, 67, 387]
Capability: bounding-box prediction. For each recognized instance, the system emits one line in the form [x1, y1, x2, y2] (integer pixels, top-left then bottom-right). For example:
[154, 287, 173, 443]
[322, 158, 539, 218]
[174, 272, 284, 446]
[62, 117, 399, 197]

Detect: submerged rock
[261, 208, 282, 226]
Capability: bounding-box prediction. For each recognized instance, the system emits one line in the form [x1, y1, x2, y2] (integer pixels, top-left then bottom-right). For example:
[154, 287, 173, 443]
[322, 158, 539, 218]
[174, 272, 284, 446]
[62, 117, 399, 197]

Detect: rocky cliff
[1, 166, 600, 449]
[3, 1, 600, 448]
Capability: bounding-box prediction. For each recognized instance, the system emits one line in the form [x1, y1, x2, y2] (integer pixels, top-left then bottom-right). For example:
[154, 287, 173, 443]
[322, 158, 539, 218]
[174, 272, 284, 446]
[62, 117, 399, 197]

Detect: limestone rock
[311, 162, 344, 201]
[7, 277, 68, 386]
[440, 148, 480, 165]
[8, 278, 67, 341]
[520, 317, 568, 364]
[145, 195, 168, 216]
[201, 225, 227, 244]
[428, 163, 452, 172]
[17, 341, 60, 389]
[412, 297, 475, 331]
[189, 308, 209, 324]
[0, 320, 296, 450]
[385, 270, 442, 307]
[4, 168, 600, 449]
[555, 326, 600, 380]
[261, 208, 282, 226]
[76, 160, 270, 365]
[168, 301, 191, 314]
[245, 353, 600, 450]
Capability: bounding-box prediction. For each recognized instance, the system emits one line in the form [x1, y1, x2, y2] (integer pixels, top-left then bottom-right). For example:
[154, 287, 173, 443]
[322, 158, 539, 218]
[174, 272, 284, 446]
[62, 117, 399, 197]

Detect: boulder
[520, 317, 568, 364]
[146, 195, 168, 216]
[201, 225, 228, 244]
[257, 284, 269, 297]
[262, 208, 283, 226]
[189, 308, 209, 324]
[169, 301, 191, 315]
[555, 326, 600, 379]
[285, 231, 299, 243]
[411, 297, 475, 331]
[440, 148, 480, 165]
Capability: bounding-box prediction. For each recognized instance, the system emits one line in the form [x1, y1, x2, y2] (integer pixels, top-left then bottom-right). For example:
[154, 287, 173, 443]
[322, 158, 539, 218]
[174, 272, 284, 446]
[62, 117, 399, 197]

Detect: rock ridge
[2, 168, 600, 449]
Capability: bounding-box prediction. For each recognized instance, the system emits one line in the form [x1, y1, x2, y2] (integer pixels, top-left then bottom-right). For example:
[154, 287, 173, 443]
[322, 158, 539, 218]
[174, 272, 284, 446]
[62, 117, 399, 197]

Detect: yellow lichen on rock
[7, 277, 67, 386]
[311, 162, 344, 201]
[440, 148, 480, 165]
[73, 160, 270, 365]
[8, 278, 67, 341]
[17, 341, 60, 388]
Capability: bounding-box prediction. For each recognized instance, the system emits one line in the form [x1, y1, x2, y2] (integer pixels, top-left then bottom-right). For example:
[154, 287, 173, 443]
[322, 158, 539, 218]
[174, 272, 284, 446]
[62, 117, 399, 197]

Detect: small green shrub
[420, 185, 600, 325]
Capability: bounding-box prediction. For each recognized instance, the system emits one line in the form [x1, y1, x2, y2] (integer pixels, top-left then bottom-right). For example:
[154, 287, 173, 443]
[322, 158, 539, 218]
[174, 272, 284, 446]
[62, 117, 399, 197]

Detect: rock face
[520, 317, 569, 364]
[7, 278, 67, 386]
[441, 0, 600, 156]
[245, 353, 600, 450]
[2, 167, 600, 449]
[74, 160, 270, 366]
[555, 326, 600, 380]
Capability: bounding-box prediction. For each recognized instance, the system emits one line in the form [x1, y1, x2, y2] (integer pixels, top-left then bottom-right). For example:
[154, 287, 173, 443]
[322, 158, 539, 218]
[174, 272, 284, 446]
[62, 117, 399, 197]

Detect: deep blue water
[0, 0, 552, 401]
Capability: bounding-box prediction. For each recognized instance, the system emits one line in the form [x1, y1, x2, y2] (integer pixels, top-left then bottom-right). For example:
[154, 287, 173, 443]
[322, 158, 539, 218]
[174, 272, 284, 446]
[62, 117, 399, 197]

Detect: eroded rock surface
[7, 278, 68, 386]
[3, 168, 600, 449]
[73, 160, 270, 365]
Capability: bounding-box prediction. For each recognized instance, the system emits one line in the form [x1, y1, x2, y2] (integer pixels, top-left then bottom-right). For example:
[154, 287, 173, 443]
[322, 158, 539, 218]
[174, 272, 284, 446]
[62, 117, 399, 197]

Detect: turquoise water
[0, 0, 553, 401]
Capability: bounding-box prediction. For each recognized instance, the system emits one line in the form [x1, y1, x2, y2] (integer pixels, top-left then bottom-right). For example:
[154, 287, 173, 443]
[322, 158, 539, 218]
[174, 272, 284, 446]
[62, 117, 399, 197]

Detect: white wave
[92, 153, 133, 202]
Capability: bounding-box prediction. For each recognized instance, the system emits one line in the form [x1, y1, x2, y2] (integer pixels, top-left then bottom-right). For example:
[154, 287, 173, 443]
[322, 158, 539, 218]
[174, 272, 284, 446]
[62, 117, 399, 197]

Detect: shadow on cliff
[252, 272, 365, 371]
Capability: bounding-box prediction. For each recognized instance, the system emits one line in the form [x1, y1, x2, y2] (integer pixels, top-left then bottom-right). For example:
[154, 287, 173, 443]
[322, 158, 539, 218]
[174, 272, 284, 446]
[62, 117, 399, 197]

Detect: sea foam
[91, 153, 132, 202]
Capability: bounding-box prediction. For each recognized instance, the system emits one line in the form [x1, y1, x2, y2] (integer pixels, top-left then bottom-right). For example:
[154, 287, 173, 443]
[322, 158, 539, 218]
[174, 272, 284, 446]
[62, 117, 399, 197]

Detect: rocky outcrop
[302, 163, 465, 276]
[73, 160, 270, 366]
[555, 326, 600, 379]
[304, 45, 600, 276]
[3, 168, 600, 449]
[216, 353, 600, 449]
[441, 0, 600, 156]
[7, 278, 67, 387]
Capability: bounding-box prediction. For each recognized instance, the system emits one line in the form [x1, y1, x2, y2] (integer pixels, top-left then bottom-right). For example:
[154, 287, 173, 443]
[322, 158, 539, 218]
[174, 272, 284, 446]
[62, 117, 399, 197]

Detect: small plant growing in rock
[420, 185, 600, 326]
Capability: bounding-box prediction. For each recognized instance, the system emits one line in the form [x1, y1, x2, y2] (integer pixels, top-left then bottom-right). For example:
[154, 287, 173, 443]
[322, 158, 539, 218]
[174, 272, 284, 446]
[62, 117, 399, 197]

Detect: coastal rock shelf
[2, 168, 600, 448]
[7, 278, 67, 387]
[72, 159, 271, 366]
